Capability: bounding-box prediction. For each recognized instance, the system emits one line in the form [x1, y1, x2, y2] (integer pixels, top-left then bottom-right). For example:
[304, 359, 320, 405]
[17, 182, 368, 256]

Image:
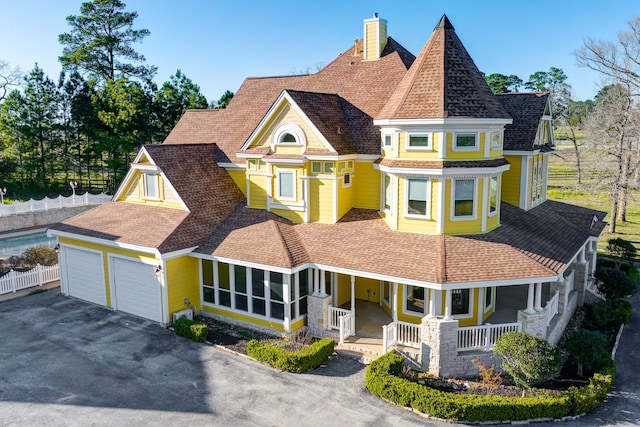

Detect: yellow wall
[337, 274, 351, 307]
[442, 177, 485, 234]
[271, 165, 304, 205]
[337, 173, 354, 220]
[365, 22, 377, 59]
[270, 208, 304, 223]
[118, 170, 183, 209]
[354, 162, 379, 209]
[396, 177, 438, 234]
[309, 178, 334, 223]
[166, 256, 200, 317]
[395, 131, 441, 160]
[355, 277, 380, 303]
[249, 104, 325, 150]
[58, 237, 158, 308]
[227, 169, 247, 195]
[202, 305, 285, 332]
[248, 175, 268, 209]
[443, 132, 487, 160]
[502, 154, 522, 207]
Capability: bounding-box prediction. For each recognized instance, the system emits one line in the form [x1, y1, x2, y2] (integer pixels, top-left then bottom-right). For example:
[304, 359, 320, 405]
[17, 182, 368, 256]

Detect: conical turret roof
[377, 14, 511, 120]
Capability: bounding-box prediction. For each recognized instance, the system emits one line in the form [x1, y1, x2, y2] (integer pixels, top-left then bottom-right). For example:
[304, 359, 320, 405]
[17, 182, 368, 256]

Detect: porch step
[335, 337, 384, 363]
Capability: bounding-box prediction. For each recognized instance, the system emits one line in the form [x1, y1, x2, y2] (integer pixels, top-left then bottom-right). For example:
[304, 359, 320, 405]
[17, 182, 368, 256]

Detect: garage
[61, 246, 106, 306]
[111, 257, 163, 323]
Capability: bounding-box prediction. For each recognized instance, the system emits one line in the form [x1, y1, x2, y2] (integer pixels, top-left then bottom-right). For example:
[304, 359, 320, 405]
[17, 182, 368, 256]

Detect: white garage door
[111, 257, 162, 323]
[62, 246, 106, 306]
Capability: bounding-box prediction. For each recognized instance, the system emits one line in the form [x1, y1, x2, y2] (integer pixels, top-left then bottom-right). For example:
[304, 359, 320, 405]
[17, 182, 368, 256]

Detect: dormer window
[272, 122, 306, 147]
[143, 172, 158, 199]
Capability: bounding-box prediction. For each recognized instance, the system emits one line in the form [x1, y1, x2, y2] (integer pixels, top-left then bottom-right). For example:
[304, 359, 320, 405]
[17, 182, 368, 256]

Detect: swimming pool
[0, 231, 57, 257]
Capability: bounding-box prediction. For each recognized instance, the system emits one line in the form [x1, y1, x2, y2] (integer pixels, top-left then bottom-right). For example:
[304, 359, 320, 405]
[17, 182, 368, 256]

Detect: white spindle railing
[0, 192, 111, 216]
[0, 264, 59, 295]
[328, 305, 351, 330]
[545, 291, 560, 326]
[382, 321, 421, 353]
[458, 322, 522, 351]
[338, 313, 354, 344]
[382, 322, 396, 354]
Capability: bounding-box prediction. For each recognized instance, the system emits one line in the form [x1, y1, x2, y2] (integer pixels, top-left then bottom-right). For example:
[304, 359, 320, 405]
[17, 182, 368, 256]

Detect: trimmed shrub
[493, 332, 563, 389]
[174, 318, 209, 342]
[365, 352, 615, 422]
[565, 330, 610, 376]
[606, 238, 637, 266]
[594, 266, 636, 301]
[591, 298, 633, 328]
[246, 337, 335, 373]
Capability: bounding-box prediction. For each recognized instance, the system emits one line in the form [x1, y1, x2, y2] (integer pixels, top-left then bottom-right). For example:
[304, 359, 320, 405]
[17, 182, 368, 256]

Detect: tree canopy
[59, 0, 156, 83]
[484, 73, 523, 93]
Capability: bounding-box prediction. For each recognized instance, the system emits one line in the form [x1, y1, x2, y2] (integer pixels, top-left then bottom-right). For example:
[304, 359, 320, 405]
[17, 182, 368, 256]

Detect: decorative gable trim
[240, 90, 337, 154]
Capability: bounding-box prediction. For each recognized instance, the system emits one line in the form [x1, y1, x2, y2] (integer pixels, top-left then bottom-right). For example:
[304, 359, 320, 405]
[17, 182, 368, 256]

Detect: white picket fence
[0, 264, 59, 295]
[0, 192, 111, 216]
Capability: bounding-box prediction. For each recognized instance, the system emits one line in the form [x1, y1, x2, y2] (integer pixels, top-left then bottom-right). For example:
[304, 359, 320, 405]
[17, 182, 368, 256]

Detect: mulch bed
[195, 315, 277, 355]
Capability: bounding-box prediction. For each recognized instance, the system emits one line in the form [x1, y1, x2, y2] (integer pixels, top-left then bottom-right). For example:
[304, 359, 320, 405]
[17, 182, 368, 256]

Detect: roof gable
[377, 15, 511, 120]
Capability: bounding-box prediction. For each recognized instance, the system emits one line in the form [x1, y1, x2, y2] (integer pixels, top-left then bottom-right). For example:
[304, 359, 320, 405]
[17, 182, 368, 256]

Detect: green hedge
[174, 318, 209, 342]
[365, 353, 615, 422]
[246, 338, 335, 373]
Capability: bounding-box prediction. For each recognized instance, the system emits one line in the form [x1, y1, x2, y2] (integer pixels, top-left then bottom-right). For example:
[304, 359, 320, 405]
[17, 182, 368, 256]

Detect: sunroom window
[453, 178, 475, 217]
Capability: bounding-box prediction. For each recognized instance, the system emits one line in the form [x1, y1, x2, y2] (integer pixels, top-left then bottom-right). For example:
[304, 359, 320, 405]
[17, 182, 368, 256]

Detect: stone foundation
[517, 309, 547, 339]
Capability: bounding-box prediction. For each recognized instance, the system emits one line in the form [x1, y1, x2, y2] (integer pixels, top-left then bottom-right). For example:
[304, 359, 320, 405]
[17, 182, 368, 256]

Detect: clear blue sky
[2, 0, 639, 103]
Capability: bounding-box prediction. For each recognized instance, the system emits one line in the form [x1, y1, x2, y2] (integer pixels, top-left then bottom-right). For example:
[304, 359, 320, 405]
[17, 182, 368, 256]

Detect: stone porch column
[571, 261, 589, 306]
[517, 309, 547, 339]
[421, 316, 459, 377]
[307, 294, 332, 337]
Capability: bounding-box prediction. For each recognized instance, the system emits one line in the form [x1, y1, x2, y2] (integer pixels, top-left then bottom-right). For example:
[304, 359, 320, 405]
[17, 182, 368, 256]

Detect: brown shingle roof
[164, 37, 415, 161]
[377, 15, 511, 120]
[195, 200, 606, 285]
[496, 92, 550, 151]
[51, 144, 245, 254]
[376, 158, 510, 169]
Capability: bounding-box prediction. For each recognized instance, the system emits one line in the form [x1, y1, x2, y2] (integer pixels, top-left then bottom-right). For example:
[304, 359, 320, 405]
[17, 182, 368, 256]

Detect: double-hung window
[143, 172, 158, 199]
[452, 289, 471, 316]
[406, 178, 429, 218]
[489, 176, 498, 215]
[277, 171, 295, 200]
[405, 285, 426, 315]
[453, 178, 475, 218]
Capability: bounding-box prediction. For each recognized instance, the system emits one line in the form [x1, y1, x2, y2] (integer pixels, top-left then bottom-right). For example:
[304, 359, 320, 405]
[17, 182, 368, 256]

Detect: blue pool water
[0, 231, 57, 257]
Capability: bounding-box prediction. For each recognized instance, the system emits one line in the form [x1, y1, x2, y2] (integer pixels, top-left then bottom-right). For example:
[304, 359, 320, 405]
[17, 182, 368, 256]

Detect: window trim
[404, 177, 431, 219]
[489, 175, 499, 217]
[382, 132, 393, 148]
[451, 178, 477, 220]
[452, 132, 479, 151]
[271, 122, 306, 147]
[310, 161, 322, 174]
[142, 172, 159, 200]
[405, 132, 432, 151]
[342, 172, 352, 188]
[403, 284, 428, 317]
[276, 170, 296, 201]
[491, 130, 501, 150]
[383, 173, 392, 212]
[451, 288, 474, 319]
[381, 281, 391, 307]
[484, 287, 494, 313]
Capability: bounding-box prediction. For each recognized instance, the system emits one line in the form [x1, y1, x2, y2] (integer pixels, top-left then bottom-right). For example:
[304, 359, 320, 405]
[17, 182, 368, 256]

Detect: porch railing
[0, 264, 59, 296]
[458, 322, 522, 352]
[382, 320, 421, 353]
[328, 305, 351, 331]
[545, 291, 560, 326]
[338, 313, 353, 345]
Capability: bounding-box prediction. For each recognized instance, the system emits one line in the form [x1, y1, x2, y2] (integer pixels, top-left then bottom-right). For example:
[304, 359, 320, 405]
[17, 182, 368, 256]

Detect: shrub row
[365, 353, 615, 422]
[174, 318, 209, 342]
[246, 338, 335, 373]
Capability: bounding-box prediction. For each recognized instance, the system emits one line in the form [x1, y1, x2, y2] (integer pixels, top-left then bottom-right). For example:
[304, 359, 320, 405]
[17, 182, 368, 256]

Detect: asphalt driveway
[1, 289, 638, 426]
[0, 290, 436, 427]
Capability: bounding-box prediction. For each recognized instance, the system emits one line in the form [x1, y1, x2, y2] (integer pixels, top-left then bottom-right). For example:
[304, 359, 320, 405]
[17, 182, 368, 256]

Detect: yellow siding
[379, 22, 387, 51]
[248, 175, 268, 209]
[396, 131, 441, 160]
[166, 256, 200, 316]
[397, 178, 438, 234]
[291, 317, 305, 332]
[118, 170, 183, 209]
[58, 237, 158, 308]
[396, 285, 424, 324]
[337, 174, 354, 219]
[227, 169, 247, 195]
[202, 305, 285, 332]
[442, 178, 484, 235]
[354, 162, 379, 209]
[249, 104, 326, 150]
[365, 23, 377, 59]
[309, 178, 334, 223]
[444, 132, 487, 160]
[272, 145, 305, 155]
[270, 208, 304, 223]
[337, 274, 351, 306]
[271, 165, 304, 205]
[502, 154, 522, 207]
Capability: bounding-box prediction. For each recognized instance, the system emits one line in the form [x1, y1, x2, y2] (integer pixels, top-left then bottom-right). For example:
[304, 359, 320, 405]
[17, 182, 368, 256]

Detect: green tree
[484, 73, 523, 93]
[594, 266, 637, 300]
[155, 69, 209, 141]
[59, 0, 156, 83]
[607, 238, 637, 267]
[213, 90, 234, 109]
[493, 331, 563, 390]
[525, 67, 572, 125]
[565, 330, 610, 377]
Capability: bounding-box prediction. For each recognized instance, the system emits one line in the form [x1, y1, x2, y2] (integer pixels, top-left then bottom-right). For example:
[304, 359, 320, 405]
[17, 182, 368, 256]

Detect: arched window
[272, 123, 306, 147]
[279, 132, 297, 143]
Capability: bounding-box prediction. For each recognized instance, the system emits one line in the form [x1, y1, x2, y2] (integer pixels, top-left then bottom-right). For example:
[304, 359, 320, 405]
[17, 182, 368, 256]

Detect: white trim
[275, 169, 296, 201]
[48, 230, 160, 256]
[159, 246, 199, 260]
[520, 155, 530, 209]
[271, 122, 306, 148]
[218, 162, 246, 169]
[404, 177, 431, 220]
[268, 201, 305, 211]
[481, 177, 488, 232]
[333, 175, 338, 223]
[342, 172, 352, 188]
[504, 149, 541, 156]
[437, 179, 444, 234]
[374, 164, 510, 176]
[450, 177, 478, 221]
[488, 175, 499, 218]
[240, 90, 337, 153]
[483, 287, 494, 314]
[374, 118, 513, 126]
[451, 288, 474, 320]
[264, 158, 306, 166]
[402, 284, 428, 317]
[405, 132, 433, 151]
[452, 132, 479, 152]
